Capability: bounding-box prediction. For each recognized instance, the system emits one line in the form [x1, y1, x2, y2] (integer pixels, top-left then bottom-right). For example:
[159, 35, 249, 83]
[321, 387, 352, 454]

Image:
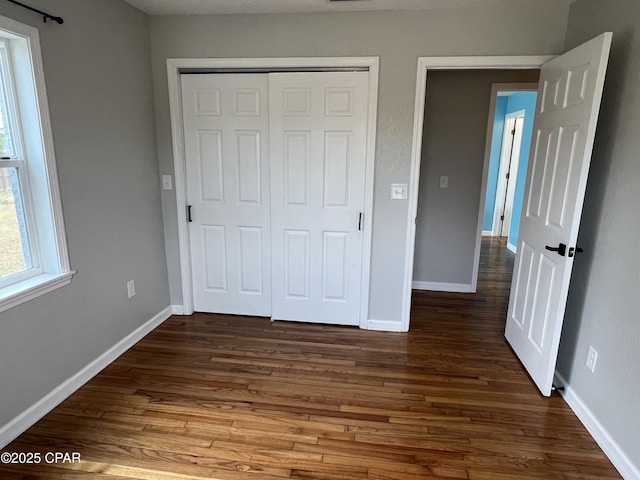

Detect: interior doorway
[402, 56, 554, 331]
[406, 35, 612, 397]
[482, 86, 539, 254]
[411, 71, 539, 295]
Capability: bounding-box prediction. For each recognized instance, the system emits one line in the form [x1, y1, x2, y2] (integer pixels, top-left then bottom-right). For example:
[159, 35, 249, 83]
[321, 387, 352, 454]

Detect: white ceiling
[122, 0, 574, 16]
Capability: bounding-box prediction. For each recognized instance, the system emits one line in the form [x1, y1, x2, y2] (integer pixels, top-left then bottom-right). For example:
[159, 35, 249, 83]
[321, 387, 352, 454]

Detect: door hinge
[505, 172, 510, 179]
[511, 128, 516, 135]
[500, 215, 505, 221]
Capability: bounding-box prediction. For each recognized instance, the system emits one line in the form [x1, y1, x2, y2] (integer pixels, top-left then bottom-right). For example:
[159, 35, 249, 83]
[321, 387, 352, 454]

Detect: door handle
[358, 212, 363, 231]
[545, 243, 567, 256]
[568, 246, 584, 257]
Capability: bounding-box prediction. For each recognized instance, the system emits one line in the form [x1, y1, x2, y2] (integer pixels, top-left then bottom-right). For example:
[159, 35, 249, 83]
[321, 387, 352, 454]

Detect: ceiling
[122, 0, 574, 16]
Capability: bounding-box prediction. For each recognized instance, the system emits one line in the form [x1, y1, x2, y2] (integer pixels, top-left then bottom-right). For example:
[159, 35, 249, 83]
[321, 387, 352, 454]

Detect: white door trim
[167, 57, 379, 328]
[402, 56, 555, 332]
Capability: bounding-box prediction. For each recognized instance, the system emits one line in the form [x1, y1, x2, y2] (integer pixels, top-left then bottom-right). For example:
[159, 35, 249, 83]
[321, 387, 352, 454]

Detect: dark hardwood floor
[0, 238, 621, 479]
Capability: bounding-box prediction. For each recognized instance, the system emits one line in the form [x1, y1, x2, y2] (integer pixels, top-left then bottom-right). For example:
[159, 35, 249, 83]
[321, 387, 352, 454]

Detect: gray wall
[557, 0, 640, 468]
[0, 0, 169, 427]
[413, 70, 539, 287]
[149, 6, 570, 325]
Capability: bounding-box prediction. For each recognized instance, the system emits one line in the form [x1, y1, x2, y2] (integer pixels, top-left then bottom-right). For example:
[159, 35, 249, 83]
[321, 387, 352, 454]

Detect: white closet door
[182, 74, 271, 316]
[269, 72, 369, 325]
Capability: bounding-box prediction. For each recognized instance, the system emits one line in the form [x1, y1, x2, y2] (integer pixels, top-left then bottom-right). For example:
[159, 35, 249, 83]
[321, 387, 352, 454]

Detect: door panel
[238, 226, 264, 294]
[236, 131, 262, 204]
[284, 229, 310, 299]
[322, 232, 349, 301]
[269, 72, 369, 325]
[283, 132, 310, 206]
[182, 74, 271, 316]
[505, 33, 612, 395]
[202, 225, 227, 291]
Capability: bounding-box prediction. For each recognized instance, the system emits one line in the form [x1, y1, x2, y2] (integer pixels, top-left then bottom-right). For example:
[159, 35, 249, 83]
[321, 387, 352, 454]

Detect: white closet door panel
[182, 74, 271, 316]
[269, 72, 369, 325]
[283, 131, 310, 206]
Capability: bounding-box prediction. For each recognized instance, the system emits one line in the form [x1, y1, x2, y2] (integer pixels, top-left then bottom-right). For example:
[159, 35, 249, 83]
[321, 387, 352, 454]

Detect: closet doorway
[169, 58, 379, 327]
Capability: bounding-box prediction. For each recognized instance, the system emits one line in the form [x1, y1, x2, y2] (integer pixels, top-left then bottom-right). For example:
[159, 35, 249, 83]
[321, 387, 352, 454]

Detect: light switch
[440, 176, 449, 188]
[162, 175, 173, 190]
[391, 183, 408, 200]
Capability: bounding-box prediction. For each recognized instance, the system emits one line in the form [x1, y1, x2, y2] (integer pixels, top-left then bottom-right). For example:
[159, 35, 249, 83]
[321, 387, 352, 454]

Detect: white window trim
[0, 15, 73, 313]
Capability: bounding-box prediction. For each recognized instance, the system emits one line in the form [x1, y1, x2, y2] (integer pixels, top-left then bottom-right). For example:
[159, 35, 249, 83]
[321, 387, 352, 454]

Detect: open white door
[505, 33, 612, 396]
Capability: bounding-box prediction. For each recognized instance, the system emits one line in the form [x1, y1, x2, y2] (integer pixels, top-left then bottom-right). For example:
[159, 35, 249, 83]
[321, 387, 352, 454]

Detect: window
[0, 15, 73, 312]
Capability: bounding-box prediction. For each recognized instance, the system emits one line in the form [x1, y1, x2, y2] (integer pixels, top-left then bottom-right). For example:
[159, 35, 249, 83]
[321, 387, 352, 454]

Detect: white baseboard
[507, 242, 517, 254]
[412, 281, 472, 293]
[171, 304, 185, 315]
[482, 230, 493, 236]
[0, 306, 174, 449]
[555, 372, 640, 480]
[366, 319, 407, 332]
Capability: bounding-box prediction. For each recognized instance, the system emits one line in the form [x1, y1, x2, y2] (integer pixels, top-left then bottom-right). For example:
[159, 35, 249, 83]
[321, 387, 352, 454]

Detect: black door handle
[545, 243, 566, 256]
[568, 246, 584, 257]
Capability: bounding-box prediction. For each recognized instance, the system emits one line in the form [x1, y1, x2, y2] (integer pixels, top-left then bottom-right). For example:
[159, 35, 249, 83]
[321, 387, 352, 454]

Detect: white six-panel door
[182, 74, 271, 316]
[269, 72, 369, 325]
[505, 33, 612, 396]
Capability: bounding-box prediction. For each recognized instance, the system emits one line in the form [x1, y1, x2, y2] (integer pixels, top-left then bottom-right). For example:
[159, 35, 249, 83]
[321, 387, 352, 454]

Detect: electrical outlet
[440, 176, 449, 188]
[127, 280, 135, 299]
[585, 345, 598, 373]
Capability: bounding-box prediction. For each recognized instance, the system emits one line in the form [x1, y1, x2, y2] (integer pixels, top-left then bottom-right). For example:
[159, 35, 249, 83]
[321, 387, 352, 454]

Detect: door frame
[401, 56, 554, 332]
[167, 57, 379, 328]
[492, 108, 526, 241]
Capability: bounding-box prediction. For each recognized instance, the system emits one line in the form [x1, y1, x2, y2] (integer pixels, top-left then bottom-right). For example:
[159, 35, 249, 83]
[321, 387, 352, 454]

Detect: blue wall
[483, 91, 537, 247]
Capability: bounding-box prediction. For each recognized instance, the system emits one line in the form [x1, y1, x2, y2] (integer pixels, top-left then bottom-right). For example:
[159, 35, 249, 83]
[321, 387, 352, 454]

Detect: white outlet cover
[391, 183, 408, 200]
[127, 280, 136, 298]
[162, 175, 173, 190]
[586, 345, 598, 372]
[440, 176, 449, 188]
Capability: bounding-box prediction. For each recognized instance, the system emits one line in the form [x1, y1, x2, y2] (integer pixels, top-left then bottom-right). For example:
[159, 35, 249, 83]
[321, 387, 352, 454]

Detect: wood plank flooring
[0, 238, 621, 479]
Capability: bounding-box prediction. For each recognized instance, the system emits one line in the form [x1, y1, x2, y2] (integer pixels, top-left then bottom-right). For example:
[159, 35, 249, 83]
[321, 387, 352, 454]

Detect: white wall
[557, 0, 640, 472]
[0, 0, 169, 429]
[149, 6, 570, 327]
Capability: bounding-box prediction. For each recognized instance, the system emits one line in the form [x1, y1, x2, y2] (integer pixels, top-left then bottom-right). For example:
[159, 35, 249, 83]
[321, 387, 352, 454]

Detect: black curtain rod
[5, 0, 63, 24]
